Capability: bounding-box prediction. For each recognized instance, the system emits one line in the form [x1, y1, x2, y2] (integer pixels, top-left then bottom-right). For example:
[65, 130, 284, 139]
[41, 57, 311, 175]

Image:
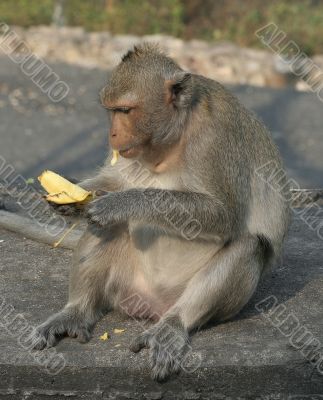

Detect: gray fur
[34, 43, 290, 381]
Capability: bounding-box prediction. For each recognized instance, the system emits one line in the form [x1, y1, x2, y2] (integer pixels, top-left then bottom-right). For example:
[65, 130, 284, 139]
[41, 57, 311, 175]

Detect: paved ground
[0, 55, 322, 188]
[1, 54, 323, 398]
[1, 211, 323, 398]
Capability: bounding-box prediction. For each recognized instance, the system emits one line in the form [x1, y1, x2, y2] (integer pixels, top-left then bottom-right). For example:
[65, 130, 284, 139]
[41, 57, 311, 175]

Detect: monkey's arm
[88, 188, 234, 240]
[79, 176, 121, 192]
[79, 164, 123, 192]
[50, 166, 123, 216]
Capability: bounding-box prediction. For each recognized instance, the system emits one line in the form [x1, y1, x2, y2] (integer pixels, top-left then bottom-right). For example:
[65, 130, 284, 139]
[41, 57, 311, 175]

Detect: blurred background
[0, 0, 322, 188]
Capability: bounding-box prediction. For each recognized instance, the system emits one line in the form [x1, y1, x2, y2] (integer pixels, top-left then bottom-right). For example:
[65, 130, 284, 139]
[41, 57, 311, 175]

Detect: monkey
[33, 43, 290, 381]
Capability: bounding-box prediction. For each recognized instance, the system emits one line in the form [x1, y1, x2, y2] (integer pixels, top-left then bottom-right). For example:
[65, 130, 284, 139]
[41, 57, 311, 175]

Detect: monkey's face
[100, 58, 192, 159]
[100, 90, 169, 159]
[101, 95, 152, 159]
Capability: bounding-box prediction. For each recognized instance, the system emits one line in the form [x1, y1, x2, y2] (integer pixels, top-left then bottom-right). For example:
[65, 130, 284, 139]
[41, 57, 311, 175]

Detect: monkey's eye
[113, 107, 131, 114]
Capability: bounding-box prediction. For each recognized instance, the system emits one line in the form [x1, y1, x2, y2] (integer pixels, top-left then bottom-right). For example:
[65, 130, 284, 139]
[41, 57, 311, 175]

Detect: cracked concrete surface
[0, 210, 323, 398]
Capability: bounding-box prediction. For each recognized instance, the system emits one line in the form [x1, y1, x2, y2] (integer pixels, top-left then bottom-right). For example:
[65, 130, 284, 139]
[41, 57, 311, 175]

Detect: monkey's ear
[165, 73, 192, 108]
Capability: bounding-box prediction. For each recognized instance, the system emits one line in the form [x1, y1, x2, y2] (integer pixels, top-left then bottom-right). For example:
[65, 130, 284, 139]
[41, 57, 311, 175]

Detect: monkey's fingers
[53, 190, 107, 217]
[50, 203, 84, 217]
[33, 326, 60, 350]
[86, 198, 110, 226]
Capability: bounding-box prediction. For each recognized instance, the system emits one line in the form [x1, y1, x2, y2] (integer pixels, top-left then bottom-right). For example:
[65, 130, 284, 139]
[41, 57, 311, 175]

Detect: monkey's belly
[129, 224, 222, 294]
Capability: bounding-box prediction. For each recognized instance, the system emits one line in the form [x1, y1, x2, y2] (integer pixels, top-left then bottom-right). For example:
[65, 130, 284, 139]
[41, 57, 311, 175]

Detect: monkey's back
[182, 76, 291, 258]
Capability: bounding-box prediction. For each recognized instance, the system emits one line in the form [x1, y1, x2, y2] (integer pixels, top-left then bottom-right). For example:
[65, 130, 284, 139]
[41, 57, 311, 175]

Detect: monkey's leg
[130, 234, 270, 381]
[79, 162, 123, 192]
[34, 223, 129, 350]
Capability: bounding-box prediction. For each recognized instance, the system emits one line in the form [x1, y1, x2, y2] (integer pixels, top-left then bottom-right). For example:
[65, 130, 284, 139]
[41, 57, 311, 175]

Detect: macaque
[34, 44, 290, 381]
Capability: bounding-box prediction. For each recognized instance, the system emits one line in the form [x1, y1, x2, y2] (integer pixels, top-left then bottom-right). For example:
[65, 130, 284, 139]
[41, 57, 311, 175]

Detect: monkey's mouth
[119, 144, 143, 158]
[118, 139, 149, 158]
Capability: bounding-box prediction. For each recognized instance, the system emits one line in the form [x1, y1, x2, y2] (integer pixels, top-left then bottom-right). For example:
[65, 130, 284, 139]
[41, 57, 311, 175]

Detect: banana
[111, 150, 119, 166]
[38, 170, 92, 204]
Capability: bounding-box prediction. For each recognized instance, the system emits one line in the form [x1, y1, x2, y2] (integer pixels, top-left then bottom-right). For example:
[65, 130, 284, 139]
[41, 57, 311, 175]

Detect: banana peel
[38, 170, 92, 204]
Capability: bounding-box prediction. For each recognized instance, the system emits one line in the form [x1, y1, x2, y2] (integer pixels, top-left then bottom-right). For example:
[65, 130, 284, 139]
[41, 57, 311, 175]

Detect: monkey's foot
[33, 310, 93, 350]
[130, 317, 189, 382]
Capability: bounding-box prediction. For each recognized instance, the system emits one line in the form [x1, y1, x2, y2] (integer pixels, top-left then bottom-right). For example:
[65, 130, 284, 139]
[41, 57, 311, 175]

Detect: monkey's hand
[87, 192, 126, 225]
[130, 316, 190, 381]
[49, 202, 85, 217]
[50, 190, 108, 218]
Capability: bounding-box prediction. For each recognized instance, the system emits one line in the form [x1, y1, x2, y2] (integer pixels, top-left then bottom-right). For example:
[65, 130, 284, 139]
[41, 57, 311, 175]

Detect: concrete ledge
[0, 211, 323, 398]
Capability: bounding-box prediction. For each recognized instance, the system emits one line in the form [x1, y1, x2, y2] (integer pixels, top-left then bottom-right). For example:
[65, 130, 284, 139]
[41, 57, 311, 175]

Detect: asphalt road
[0, 55, 322, 188]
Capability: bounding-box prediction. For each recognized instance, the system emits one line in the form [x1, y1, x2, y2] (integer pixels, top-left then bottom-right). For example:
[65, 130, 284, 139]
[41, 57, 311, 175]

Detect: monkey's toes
[75, 328, 92, 343]
[33, 317, 92, 351]
[129, 332, 150, 353]
[150, 343, 181, 382]
[32, 326, 59, 350]
[33, 334, 47, 351]
[130, 330, 183, 381]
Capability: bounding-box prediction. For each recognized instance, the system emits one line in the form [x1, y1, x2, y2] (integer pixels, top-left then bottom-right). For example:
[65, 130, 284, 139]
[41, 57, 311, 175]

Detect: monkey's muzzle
[119, 144, 144, 158]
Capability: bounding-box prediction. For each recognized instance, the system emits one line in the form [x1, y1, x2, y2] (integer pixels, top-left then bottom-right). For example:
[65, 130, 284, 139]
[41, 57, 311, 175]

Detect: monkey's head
[100, 43, 194, 159]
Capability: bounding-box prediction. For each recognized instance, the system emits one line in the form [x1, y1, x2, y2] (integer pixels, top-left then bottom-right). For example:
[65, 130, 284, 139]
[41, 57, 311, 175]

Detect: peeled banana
[38, 170, 92, 204]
